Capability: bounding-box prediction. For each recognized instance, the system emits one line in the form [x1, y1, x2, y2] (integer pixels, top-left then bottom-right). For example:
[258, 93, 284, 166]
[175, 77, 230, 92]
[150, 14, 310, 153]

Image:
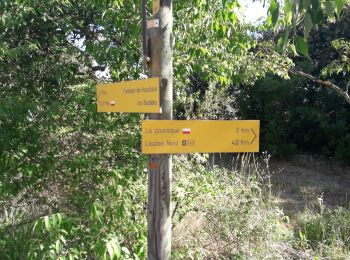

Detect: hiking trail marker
[96, 0, 261, 258]
[97, 78, 160, 113]
[142, 120, 260, 154]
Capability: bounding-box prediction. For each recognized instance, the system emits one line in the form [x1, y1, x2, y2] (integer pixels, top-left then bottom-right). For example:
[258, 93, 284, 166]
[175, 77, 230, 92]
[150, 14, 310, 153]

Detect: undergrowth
[172, 154, 350, 259]
[1, 107, 349, 260]
[296, 206, 350, 258]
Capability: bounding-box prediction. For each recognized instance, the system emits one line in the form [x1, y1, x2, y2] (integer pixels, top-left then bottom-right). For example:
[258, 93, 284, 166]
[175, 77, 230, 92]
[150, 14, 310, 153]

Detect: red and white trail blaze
[182, 128, 191, 134]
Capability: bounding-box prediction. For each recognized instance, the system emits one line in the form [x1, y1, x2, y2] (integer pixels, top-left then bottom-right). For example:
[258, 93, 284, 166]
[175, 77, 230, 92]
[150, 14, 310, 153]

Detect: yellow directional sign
[153, 0, 160, 15]
[142, 120, 260, 154]
[97, 78, 160, 113]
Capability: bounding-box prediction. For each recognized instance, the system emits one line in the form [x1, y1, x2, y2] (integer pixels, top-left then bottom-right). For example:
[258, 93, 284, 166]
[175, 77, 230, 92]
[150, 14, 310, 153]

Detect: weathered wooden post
[146, 0, 173, 259]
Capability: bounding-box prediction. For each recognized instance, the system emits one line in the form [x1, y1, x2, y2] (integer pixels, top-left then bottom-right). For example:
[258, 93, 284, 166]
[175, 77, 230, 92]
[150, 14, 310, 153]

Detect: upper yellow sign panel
[97, 78, 160, 113]
[153, 0, 160, 15]
[142, 120, 260, 154]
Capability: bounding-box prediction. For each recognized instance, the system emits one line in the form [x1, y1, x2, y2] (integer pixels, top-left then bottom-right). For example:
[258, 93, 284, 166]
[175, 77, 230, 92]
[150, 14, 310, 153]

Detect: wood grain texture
[147, 0, 173, 259]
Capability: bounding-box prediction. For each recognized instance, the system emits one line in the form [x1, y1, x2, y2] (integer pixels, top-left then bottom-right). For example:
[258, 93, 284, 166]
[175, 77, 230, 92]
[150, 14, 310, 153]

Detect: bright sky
[241, 0, 267, 24]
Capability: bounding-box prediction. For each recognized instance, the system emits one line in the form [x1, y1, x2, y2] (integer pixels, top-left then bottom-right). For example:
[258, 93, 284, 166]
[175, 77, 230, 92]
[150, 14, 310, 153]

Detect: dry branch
[289, 68, 350, 105]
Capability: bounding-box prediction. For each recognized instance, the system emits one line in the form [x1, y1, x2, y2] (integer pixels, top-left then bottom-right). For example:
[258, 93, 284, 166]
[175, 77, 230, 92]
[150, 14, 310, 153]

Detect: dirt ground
[270, 156, 350, 218]
[172, 155, 350, 257]
[207, 153, 350, 216]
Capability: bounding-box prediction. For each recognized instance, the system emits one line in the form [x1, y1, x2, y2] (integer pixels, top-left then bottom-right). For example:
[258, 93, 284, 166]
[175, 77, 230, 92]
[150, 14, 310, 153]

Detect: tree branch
[289, 68, 350, 105]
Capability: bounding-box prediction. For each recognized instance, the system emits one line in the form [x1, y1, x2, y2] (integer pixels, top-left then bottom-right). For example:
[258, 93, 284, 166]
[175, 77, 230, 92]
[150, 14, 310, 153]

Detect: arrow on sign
[250, 128, 257, 144]
[142, 120, 260, 154]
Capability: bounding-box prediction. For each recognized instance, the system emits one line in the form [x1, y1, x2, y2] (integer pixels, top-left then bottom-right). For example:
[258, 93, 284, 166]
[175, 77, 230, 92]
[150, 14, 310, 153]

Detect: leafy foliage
[236, 73, 350, 161]
[0, 84, 147, 259]
[235, 8, 350, 161]
[0, 0, 349, 258]
[322, 38, 350, 78]
[268, 0, 349, 57]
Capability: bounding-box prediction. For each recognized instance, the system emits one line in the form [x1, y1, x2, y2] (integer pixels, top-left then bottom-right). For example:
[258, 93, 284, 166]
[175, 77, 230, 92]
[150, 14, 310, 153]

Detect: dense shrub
[235, 74, 350, 163]
[0, 83, 147, 259]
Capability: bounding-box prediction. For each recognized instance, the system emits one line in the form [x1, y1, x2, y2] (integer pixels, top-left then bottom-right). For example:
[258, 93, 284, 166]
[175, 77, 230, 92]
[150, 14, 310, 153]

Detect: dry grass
[172, 154, 350, 259]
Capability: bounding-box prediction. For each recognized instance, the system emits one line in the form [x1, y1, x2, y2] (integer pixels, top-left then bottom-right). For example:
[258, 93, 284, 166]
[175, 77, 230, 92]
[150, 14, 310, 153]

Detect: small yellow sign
[153, 0, 160, 15]
[97, 78, 160, 113]
[142, 120, 260, 154]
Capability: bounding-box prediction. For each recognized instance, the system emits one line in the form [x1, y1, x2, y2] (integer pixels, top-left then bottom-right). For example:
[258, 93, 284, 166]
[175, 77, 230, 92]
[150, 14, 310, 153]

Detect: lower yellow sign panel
[142, 120, 260, 154]
[97, 78, 160, 113]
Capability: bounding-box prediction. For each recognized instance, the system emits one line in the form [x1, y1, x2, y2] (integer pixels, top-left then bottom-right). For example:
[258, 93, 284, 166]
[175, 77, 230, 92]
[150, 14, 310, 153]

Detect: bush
[172, 154, 294, 259]
[297, 207, 350, 257]
[235, 74, 350, 163]
[172, 154, 350, 259]
[0, 83, 147, 259]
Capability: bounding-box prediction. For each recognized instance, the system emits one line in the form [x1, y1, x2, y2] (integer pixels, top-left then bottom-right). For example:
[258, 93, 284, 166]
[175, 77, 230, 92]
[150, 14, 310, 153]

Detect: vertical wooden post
[147, 0, 173, 259]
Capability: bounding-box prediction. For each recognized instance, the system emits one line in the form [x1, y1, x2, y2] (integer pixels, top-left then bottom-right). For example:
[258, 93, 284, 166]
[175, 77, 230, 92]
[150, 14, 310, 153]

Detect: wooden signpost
[145, 1, 173, 259]
[142, 120, 260, 154]
[96, 78, 160, 113]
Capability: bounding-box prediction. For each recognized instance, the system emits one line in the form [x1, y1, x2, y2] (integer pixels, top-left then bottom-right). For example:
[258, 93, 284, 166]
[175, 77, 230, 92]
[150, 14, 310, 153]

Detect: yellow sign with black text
[142, 120, 260, 154]
[97, 78, 160, 113]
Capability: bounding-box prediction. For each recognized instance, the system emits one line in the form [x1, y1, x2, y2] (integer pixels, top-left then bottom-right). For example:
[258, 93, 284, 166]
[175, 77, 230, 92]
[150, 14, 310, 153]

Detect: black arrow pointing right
[250, 128, 257, 144]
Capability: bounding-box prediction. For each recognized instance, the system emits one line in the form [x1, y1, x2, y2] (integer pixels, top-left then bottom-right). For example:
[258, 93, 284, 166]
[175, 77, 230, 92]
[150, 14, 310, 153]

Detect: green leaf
[289, 44, 298, 56]
[57, 213, 62, 226]
[335, 0, 346, 17]
[295, 35, 310, 58]
[325, 1, 335, 18]
[310, 0, 320, 10]
[52, 214, 58, 228]
[55, 240, 61, 253]
[300, 0, 312, 11]
[284, 0, 293, 25]
[308, 0, 322, 24]
[33, 219, 41, 232]
[230, 13, 237, 24]
[215, 22, 220, 32]
[268, 0, 280, 27]
[121, 246, 130, 256]
[304, 13, 313, 40]
[106, 243, 114, 258]
[222, 25, 227, 35]
[277, 28, 290, 52]
[44, 216, 51, 231]
[112, 242, 121, 258]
